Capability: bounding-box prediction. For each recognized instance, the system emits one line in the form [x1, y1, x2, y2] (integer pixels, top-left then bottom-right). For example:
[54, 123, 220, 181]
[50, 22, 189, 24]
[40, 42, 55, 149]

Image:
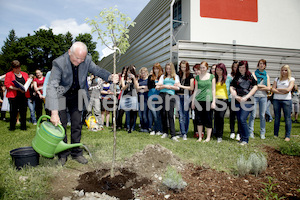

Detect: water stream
[82, 144, 102, 180]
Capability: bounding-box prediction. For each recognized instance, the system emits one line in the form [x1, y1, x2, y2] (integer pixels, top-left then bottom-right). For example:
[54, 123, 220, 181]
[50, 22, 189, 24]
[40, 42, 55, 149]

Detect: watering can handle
[37, 115, 65, 134]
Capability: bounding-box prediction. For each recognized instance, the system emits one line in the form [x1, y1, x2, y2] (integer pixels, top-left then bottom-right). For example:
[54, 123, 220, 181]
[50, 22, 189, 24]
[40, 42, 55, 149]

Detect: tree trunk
[111, 48, 117, 178]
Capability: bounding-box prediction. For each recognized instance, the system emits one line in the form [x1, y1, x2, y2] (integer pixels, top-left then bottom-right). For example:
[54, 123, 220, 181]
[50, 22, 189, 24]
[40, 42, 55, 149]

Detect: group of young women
[112, 59, 295, 144]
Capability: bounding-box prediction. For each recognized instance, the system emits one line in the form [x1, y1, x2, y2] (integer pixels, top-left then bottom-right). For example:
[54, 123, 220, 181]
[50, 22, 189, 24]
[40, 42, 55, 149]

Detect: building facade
[100, 0, 300, 84]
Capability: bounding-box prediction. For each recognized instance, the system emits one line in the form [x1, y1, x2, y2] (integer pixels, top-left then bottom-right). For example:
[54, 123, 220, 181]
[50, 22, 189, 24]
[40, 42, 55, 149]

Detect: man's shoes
[72, 156, 88, 164]
[58, 157, 67, 166]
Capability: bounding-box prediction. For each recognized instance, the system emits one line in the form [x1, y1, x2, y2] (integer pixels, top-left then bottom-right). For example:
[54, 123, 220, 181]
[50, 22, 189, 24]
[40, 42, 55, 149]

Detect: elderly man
[46, 42, 118, 165]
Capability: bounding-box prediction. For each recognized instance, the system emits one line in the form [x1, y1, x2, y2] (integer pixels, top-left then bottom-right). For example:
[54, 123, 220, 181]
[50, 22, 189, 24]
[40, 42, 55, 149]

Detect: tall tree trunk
[111, 47, 117, 178]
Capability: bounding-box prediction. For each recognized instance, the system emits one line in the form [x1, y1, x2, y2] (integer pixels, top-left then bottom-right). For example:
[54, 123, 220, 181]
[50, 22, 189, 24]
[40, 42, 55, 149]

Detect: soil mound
[122, 144, 184, 180]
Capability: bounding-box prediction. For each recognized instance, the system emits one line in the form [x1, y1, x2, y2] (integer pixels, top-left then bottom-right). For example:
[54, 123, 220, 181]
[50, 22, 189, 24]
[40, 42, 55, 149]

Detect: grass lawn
[0, 113, 299, 199]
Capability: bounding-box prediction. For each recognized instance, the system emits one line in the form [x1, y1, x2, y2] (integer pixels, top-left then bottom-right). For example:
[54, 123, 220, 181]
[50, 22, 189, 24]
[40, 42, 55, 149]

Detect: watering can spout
[54, 141, 83, 154]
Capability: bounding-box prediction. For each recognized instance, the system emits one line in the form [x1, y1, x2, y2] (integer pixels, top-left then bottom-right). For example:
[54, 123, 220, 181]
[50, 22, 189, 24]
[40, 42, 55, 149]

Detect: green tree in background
[0, 30, 20, 74]
[0, 29, 98, 74]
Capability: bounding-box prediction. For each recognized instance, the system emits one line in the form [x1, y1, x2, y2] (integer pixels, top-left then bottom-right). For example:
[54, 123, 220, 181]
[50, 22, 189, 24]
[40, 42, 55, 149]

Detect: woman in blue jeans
[271, 65, 295, 141]
[177, 60, 194, 140]
[137, 67, 149, 132]
[249, 59, 271, 139]
[147, 63, 163, 135]
[230, 61, 257, 145]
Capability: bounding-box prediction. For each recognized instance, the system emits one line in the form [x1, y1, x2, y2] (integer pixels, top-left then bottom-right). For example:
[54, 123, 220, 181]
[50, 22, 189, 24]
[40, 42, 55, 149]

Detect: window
[173, 0, 182, 29]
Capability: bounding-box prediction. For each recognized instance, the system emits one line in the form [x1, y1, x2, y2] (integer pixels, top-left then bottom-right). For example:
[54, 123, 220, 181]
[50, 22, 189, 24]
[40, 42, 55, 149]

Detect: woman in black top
[230, 61, 257, 145]
[120, 65, 139, 133]
[176, 60, 194, 140]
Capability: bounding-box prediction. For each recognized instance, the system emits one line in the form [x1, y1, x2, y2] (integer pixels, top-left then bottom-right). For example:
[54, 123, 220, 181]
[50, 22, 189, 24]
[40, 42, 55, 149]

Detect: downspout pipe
[170, 0, 175, 62]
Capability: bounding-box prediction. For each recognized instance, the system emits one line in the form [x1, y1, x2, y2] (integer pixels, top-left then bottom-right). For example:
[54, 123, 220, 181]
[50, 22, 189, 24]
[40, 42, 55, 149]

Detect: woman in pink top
[33, 69, 45, 121]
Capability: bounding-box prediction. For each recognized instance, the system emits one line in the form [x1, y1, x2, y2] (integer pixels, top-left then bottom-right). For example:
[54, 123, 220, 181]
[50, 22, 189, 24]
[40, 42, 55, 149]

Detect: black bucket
[10, 147, 39, 170]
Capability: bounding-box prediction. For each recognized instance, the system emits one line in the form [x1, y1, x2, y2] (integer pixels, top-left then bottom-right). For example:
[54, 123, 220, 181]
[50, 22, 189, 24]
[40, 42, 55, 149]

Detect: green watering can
[32, 115, 83, 158]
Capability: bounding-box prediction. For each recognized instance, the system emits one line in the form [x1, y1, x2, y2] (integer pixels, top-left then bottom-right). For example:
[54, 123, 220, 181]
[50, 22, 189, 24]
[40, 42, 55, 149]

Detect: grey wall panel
[177, 40, 300, 85]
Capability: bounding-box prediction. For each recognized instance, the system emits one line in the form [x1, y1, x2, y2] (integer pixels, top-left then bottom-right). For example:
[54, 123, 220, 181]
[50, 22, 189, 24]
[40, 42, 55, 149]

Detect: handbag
[118, 91, 138, 111]
[1, 90, 9, 111]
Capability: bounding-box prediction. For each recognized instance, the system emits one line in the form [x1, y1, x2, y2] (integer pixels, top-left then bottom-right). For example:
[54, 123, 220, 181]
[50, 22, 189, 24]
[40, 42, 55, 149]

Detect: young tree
[86, 6, 135, 178]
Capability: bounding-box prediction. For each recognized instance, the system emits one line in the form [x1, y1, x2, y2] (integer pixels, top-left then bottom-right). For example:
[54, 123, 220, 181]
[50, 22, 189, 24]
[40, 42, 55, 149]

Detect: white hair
[70, 41, 88, 54]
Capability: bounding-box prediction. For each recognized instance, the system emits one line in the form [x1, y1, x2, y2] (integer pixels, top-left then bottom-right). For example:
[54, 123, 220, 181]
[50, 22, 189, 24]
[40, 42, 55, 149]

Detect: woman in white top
[156, 62, 180, 141]
[249, 59, 271, 140]
[271, 65, 295, 141]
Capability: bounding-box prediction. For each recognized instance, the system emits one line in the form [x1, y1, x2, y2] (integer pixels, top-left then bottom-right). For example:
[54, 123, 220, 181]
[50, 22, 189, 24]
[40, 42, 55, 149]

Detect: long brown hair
[215, 63, 227, 85]
[164, 62, 176, 80]
[151, 63, 163, 81]
[124, 65, 137, 80]
[231, 60, 238, 77]
[178, 60, 190, 78]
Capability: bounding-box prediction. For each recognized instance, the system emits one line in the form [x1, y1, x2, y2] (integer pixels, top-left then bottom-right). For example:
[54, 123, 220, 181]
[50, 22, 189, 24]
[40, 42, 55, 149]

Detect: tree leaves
[85, 6, 135, 54]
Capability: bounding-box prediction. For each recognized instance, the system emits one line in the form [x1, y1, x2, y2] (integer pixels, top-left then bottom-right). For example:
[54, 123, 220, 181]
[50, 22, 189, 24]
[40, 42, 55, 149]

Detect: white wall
[190, 0, 300, 49]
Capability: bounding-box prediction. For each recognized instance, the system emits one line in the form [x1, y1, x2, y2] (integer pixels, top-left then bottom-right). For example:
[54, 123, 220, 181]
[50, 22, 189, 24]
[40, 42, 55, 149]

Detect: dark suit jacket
[45, 52, 111, 111]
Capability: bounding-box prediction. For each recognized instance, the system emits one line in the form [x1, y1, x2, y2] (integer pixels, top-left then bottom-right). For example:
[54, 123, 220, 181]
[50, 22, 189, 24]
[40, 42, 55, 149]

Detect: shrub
[237, 155, 251, 176]
[279, 141, 300, 156]
[237, 153, 267, 177]
[162, 165, 187, 190]
[249, 153, 268, 177]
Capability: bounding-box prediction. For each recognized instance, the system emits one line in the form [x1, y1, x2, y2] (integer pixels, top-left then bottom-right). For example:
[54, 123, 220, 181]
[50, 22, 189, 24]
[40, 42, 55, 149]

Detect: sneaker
[183, 135, 187, 140]
[230, 133, 235, 139]
[175, 135, 181, 139]
[236, 134, 241, 141]
[217, 138, 222, 143]
[156, 131, 162, 136]
[150, 131, 156, 135]
[268, 120, 272, 122]
[72, 156, 88, 164]
[240, 141, 248, 146]
[260, 134, 266, 139]
[161, 133, 168, 138]
[171, 136, 179, 142]
[284, 137, 290, 142]
[58, 157, 67, 166]
[250, 133, 255, 139]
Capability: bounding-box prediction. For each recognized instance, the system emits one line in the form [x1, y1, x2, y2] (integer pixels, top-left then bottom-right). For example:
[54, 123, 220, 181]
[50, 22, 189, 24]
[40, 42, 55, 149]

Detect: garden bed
[51, 145, 300, 200]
